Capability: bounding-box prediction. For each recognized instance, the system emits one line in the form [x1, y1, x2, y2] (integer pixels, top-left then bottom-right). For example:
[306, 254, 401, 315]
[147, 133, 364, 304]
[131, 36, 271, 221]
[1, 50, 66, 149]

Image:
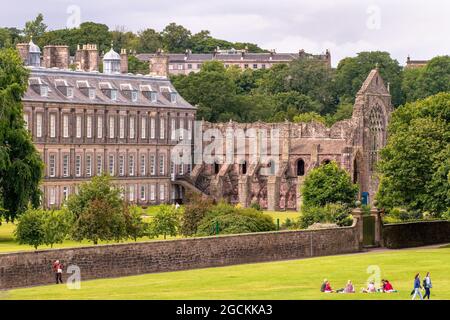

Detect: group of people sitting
[321, 279, 397, 294]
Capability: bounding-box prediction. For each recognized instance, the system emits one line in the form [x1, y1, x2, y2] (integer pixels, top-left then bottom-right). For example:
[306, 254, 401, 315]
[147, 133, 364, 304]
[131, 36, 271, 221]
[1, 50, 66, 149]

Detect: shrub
[180, 191, 214, 236]
[196, 203, 276, 236]
[281, 217, 300, 230]
[125, 205, 149, 241]
[149, 205, 181, 239]
[299, 203, 353, 229]
[250, 202, 262, 211]
[42, 210, 72, 247]
[71, 198, 128, 245]
[302, 161, 359, 209]
[14, 207, 46, 250]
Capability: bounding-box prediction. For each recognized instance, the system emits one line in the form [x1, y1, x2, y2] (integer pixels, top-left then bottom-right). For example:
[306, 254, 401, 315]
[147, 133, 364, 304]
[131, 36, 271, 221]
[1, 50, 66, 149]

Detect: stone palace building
[17, 40, 391, 210]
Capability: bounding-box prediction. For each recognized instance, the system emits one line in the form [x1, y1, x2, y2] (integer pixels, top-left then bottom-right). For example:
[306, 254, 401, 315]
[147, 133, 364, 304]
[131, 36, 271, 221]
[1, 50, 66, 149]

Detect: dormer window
[140, 84, 157, 103]
[67, 87, 74, 98]
[55, 79, 74, 98]
[40, 85, 48, 97]
[132, 91, 138, 102]
[170, 92, 177, 103]
[89, 88, 96, 100]
[99, 82, 118, 101]
[77, 80, 96, 100]
[111, 89, 118, 101]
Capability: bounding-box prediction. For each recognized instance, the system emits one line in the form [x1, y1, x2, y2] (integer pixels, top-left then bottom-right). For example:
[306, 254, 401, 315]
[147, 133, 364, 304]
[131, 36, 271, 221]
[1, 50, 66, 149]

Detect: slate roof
[23, 67, 196, 110]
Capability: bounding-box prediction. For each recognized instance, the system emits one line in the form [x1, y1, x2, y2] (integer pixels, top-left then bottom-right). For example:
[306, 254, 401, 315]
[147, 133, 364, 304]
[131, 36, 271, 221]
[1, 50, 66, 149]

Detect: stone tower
[149, 49, 169, 77]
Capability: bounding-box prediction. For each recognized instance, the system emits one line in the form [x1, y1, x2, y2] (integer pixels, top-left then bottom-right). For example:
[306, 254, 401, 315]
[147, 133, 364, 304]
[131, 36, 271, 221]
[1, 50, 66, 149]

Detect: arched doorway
[296, 159, 305, 176]
[240, 160, 247, 175]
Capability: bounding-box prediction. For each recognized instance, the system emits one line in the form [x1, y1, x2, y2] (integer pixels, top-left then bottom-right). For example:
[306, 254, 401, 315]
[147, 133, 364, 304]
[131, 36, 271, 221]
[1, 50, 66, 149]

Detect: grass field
[0, 211, 294, 253]
[2, 246, 449, 300]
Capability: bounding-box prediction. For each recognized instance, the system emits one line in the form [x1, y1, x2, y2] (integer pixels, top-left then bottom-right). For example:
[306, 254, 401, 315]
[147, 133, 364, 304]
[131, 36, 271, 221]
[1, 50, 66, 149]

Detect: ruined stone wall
[0, 220, 361, 289]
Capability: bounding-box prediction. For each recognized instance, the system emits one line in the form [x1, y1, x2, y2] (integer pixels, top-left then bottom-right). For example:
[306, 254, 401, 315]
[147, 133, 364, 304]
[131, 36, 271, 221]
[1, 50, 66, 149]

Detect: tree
[137, 28, 163, 53]
[161, 23, 192, 53]
[149, 205, 180, 239]
[24, 13, 47, 40]
[72, 198, 128, 245]
[377, 93, 450, 216]
[42, 210, 72, 248]
[125, 205, 148, 241]
[334, 51, 404, 107]
[402, 56, 450, 102]
[0, 48, 44, 222]
[128, 56, 149, 74]
[14, 207, 45, 250]
[66, 175, 129, 244]
[302, 161, 359, 209]
[293, 112, 327, 125]
[180, 191, 213, 236]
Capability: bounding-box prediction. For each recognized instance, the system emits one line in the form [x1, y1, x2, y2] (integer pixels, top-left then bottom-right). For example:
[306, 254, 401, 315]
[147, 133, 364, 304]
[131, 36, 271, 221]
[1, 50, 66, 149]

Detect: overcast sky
[2, 0, 449, 66]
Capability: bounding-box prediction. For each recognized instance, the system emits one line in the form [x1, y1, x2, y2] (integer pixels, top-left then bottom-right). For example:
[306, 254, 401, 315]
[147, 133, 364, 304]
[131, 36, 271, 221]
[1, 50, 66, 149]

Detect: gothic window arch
[368, 104, 385, 171]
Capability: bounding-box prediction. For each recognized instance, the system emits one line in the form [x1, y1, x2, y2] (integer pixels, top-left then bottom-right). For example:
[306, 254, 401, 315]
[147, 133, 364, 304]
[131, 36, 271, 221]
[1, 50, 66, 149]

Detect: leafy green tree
[66, 175, 123, 218]
[43, 210, 72, 248]
[334, 51, 404, 107]
[180, 191, 214, 236]
[161, 23, 192, 53]
[377, 93, 450, 216]
[190, 30, 232, 53]
[24, 13, 47, 40]
[149, 205, 180, 239]
[299, 203, 353, 229]
[287, 58, 336, 114]
[0, 48, 44, 222]
[128, 56, 149, 74]
[71, 198, 128, 245]
[402, 56, 450, 102]
[125, 205, 148, 241]
[14, 207, 45, 250]
[302, 161, 359, 209]
[293, 112, 327, 125]
[137, 28, 163, 53]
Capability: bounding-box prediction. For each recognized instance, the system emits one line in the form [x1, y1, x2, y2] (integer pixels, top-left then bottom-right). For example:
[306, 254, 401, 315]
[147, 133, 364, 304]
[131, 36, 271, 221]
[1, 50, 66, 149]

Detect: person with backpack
[411, 273, 423, 300]
[423, 272, 432, 299]
[52, 260, 64, 284]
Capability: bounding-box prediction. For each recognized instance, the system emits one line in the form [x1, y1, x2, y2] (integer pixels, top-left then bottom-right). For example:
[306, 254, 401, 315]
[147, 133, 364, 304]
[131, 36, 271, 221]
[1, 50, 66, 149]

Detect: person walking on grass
[411, 273, 423, 300]
[423, 272, 432, 300]
[52, 260, 64, 284]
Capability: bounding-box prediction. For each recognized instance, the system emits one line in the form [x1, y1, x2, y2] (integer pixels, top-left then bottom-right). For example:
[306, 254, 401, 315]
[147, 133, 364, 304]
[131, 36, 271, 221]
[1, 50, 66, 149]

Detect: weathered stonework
[0, 219, 361, 290]
[186, 68, 392, 209]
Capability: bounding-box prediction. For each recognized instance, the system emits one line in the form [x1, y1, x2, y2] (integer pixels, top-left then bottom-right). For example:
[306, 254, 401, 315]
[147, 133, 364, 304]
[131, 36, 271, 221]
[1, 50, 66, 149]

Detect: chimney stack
[120, 48, 128, 74]
[149, 49, 169, 77]
[75, 44, 99, 72]
[16, 43, 30, 64]
[43, 45, 70, 69]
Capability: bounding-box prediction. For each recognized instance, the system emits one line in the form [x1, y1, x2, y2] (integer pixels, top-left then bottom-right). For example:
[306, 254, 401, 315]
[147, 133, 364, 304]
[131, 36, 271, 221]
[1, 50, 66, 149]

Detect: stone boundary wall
[383, 220, 450, 249]
[0, 220, 361, 290]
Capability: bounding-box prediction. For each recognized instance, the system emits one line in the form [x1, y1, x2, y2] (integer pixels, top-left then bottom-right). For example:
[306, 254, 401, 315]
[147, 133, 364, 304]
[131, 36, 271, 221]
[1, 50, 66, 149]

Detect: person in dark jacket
[411, 273, 423, 300]
[423, 272, 432, 299]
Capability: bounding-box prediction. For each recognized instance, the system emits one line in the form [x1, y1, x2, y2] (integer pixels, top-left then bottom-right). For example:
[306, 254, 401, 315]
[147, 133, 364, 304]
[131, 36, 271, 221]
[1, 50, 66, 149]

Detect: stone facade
[183, 68, 392, 209]
[0, 218, 361, 289]
[139, 48, 331, 76]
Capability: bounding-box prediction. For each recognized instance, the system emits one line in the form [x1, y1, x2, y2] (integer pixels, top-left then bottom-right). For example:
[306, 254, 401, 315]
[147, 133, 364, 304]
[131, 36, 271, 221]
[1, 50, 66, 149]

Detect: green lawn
[264, 211, 300, 224]
[3, 246, 449, 300]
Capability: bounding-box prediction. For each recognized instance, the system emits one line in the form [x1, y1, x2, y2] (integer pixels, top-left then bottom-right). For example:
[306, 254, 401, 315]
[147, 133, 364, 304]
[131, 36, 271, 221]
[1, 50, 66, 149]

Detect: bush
[71, 198, 128, 245]
[302, 161, 359, 209]
[15, 207, 46, 250]
[250, 202, 262, 211]
[125, 205, 149, 241]
[149, 205, 181, 239]
[180, 191, 214, 236]
[42, 210, 72, 247]
[299, 203, 353, 229]
[196, 202, 276, 236]
[281, 217, 300, 230]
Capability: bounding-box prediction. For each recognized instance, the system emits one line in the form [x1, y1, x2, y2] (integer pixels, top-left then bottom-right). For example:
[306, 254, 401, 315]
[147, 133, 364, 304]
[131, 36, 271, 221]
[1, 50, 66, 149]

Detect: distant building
[136, 48, 331, 75]
[405, 56, 428, 69]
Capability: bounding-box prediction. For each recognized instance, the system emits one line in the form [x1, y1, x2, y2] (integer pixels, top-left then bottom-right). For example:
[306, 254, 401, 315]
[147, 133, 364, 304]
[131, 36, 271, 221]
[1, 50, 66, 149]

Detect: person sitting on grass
[383, 280, 397, 293]
[324, 280, 334, 293]
[344, 280, 355, 293]
[320, 279, 327, 292]
[361, 281, 376, 293]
